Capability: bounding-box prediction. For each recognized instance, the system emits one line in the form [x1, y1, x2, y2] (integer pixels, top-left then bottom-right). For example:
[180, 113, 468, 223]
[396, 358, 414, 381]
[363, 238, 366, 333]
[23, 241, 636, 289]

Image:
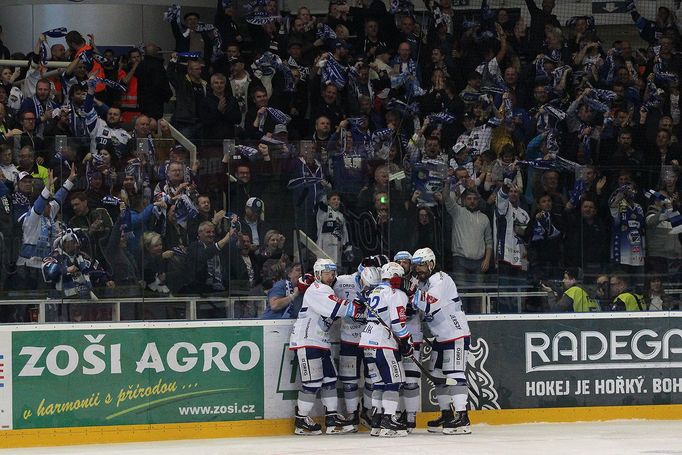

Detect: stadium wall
[1, 313, 681, 448]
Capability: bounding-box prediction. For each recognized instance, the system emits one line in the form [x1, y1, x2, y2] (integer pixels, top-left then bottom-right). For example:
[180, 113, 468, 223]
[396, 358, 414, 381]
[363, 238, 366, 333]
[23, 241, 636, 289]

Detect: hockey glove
[349, 298, 367, 323]
[399, 334, 414, 357]
[405, 302, 417, 317]
[296, 273, 315, 293]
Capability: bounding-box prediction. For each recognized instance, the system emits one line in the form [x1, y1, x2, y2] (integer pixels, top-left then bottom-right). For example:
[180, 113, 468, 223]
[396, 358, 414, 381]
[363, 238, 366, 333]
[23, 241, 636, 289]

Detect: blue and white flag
[316, 23, 337, 41]
[266, 107, 291, 125]
[176, 51, 202, 59]
[322, 54, 347, 89]
[246, 11, 279, 25]
[386, 99, 419, 117]
[163, 4, 181, 23]
[174, 194, 198, 229]
[235, 145, 260, 158]
[428, 112, 456, 124]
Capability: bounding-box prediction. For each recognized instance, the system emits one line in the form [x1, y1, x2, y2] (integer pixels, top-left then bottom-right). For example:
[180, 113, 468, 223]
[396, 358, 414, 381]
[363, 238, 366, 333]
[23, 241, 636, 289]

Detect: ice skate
[378, 414, 408, 437]
[294, 409, 322, 436]
[427, 410, 451, 433]
[325, 411, 356, 434]
[443, 410, 471, 435]
[370, 407, 383, 436]
[360, 407, 372, 430]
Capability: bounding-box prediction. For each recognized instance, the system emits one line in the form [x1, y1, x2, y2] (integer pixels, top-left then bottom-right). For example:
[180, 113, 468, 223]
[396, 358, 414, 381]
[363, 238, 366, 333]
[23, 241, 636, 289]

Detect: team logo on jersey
[397, 306, 407, 323]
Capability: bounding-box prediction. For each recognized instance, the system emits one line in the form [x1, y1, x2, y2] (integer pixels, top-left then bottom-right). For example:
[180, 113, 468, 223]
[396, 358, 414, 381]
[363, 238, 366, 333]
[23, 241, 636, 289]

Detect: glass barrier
[0, 133, 679, 323]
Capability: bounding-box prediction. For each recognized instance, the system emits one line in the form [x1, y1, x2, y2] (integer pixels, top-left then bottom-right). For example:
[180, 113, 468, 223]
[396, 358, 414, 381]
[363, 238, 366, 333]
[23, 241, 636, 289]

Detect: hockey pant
[428, 337, 470, 412]
[400, 343, 421, 414]
[338, 342, 364, 414]
[363, 347, 405, 416]
[295, 347, 338, 416]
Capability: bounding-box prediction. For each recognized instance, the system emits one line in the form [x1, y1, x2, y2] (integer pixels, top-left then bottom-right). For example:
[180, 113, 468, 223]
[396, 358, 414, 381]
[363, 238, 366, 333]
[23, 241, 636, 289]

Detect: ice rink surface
[2, 420, 682, 455]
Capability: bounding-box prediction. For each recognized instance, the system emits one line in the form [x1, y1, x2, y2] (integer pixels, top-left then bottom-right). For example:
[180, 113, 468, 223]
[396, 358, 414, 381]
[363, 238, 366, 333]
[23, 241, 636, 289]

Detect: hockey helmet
[381, 262, 405, 280]
[411, 247, 436, 272]
[360, 266, 382, 289]
[313, 258, 337, 281]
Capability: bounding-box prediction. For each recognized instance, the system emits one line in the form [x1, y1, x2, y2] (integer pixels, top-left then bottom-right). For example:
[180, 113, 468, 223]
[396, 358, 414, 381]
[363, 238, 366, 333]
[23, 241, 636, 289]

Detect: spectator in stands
[316, 192, 349, 265]
[645, 181, 682, 277]
[609, 183, 646, 276]
[644, 275, 679, 311]
[68, 191, 113, 262]
[229, 232, 256, 294]
[135, 44, 172, 120]
[170, 11, 216, 63]
[241, 197, 271, 248]
[188, 194, 226, 242]
[439, 180, 492, 285]
[0, 144, 18, 181]
[263, 262, 302, 319]
[16, 111, 46, 155]
[141, 231, 172, 295]
[168, 57, 207, 139]
[0, 103, 21, 145]
[181, 221, 235, 295]
[16, 165, 77, 294]
[564, 196, 609, 273]
[19, 78, 59, 136]
[114, 50, 138, 116]
[199, 73, 241, 142]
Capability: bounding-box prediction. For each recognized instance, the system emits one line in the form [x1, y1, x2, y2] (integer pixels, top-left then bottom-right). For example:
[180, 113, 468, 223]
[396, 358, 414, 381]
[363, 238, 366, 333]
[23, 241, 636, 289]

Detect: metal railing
[1, 288, 680, 323]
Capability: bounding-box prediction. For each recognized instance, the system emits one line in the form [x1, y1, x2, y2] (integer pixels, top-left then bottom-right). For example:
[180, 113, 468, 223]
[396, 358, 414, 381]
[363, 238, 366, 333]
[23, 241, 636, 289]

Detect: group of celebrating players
[289, 248, 471, 437]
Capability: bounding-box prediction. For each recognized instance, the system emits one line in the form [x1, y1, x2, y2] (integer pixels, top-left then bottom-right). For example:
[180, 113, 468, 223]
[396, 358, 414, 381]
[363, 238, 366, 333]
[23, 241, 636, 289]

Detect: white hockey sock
[452, 385, 468, 412]
[372, 388, 383, 411]
[436, 384, 451, 411]
[363, 384, 373, 410]
[320, 384, 338, 412]
[382, 390, 399, 416]
[297, 390, 316, 416]
[402, 383, 420, 413]
[343, 387, 360, 414]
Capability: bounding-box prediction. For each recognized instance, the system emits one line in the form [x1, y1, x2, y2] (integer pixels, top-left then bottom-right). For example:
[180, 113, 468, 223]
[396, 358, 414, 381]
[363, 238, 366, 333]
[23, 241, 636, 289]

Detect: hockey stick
[362, 300, 457, 386]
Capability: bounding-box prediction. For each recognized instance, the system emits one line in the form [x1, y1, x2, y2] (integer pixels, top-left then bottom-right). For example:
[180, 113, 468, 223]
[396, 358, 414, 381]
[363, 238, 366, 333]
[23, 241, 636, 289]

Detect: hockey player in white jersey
[411, 247, 472, 435]
[334, 265, 381, 428]
[393, 251, 422, 431]
[359, 262, 414, 437]
[289, 259, 365, 435]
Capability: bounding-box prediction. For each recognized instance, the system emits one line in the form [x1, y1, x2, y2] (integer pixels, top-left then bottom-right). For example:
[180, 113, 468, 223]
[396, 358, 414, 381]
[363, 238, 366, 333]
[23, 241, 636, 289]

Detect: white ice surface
[2, 420, 682, 455]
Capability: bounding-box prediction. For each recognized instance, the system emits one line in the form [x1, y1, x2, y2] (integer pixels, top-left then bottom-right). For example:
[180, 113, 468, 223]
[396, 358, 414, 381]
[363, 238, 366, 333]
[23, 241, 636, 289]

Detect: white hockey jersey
[317, 204, 349, 265]
[494, 187, 530, 270]
[414, 272, 470, 343]
[359, 283, 410, 350]
[290, 280, 352, 350]
[84, 104, 131, 158]
[404, 275, 423, 344]
[334, 273, 364, 344]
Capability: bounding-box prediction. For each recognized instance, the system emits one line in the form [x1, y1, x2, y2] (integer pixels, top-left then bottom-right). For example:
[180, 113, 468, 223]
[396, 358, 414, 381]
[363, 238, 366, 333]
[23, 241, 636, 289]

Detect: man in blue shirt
[263, 262, 303, 319]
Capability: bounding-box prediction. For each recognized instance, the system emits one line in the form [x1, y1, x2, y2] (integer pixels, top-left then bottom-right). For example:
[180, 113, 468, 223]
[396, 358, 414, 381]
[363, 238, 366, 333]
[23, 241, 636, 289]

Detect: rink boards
[1, 313, 682, 448]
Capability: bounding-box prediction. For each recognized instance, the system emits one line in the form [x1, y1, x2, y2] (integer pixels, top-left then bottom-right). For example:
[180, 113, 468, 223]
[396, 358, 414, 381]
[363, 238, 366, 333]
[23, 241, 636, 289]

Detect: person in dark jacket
[564, 196, 609, 275]
[214, 0, 242, 46]
[523, 0, 561, 55]
[180, 221, 234, 295]
[168, 57, 207, 139]
[199, 73, 241, 142]
[135, 44, 172, 120]
[170, 11, 216, 63]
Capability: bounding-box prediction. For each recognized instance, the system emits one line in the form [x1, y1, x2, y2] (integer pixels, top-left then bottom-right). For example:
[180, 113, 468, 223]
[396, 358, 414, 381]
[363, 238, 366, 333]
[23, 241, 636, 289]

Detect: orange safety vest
[75, 44, 105, 92]
[118, 69, 138, 109]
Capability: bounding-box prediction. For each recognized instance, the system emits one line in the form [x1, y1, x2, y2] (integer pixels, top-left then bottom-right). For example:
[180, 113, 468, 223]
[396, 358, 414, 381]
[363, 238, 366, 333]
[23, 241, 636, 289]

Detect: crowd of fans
[1, 0, 682, 322]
